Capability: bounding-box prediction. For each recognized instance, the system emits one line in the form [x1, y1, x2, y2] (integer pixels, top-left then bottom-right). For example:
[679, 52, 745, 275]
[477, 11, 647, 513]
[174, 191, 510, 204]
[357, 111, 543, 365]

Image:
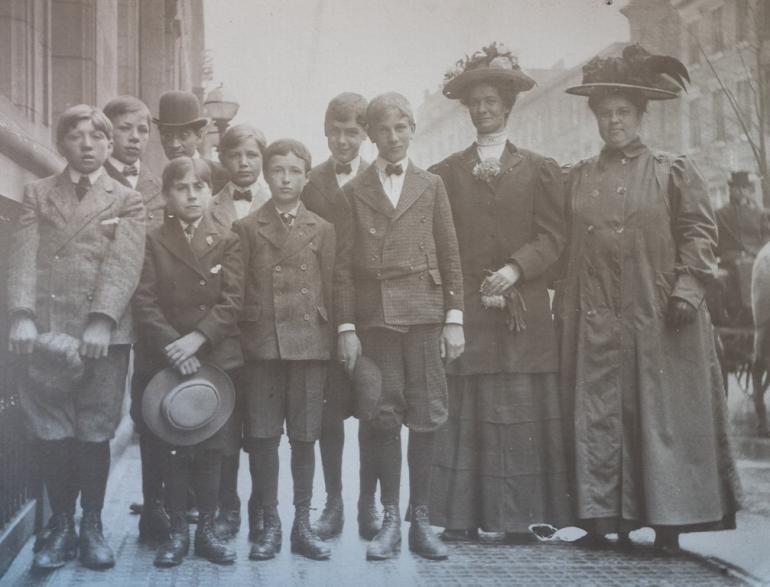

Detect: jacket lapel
[354, 165, 396, 218]
[189, 213, 220, 261]
[256, 202, 290, 250]
[104, 160, 132, 188]
[51, 172, 117, 253]
[136, 166, 162, 203]
[158, 216, 207, 277]
[393, 162, 430, 220]
[210, 186, 237, 229]
[42, 172, 77, 225]
[497, 141, 524, 180]
[272, 203, 319, 265]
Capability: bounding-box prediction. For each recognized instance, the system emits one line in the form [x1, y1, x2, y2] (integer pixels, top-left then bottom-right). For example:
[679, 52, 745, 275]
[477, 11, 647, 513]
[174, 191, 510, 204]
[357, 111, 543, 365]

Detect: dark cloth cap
[153, 90, 210, 129]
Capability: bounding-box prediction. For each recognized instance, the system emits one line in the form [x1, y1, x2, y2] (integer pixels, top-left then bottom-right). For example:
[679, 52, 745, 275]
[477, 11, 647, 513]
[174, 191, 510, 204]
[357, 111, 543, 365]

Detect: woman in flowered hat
[428, 43, 573, 543]
[557, 44, 742, 552]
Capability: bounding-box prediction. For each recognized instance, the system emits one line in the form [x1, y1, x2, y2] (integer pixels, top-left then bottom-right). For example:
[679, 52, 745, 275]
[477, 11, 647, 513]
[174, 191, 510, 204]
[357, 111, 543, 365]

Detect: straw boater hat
[142, 363, 235, 446]
[152, 90, 210, 129]
[442, 42, 535, 100]
[566, 43, 690, 101]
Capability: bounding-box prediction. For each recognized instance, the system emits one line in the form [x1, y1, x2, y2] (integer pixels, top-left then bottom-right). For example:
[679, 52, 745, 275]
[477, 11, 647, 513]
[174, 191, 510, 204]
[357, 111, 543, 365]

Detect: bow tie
[385, 163, 403, 177]
[233, 189, 252, 202]
[335, 162, 353, 175]
[122, 165, 138, 177]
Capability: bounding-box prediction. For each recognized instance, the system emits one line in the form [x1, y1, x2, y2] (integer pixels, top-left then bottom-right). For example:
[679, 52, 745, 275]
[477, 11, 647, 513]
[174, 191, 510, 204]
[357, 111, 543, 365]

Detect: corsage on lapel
[472, 158, 502, 183]
[100, 217, 120, 225]
[210, 264, 222, 275]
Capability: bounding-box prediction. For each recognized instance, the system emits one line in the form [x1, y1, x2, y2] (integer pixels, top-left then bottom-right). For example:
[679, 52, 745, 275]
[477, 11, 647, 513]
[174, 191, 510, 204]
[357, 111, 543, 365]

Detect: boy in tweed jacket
[7, 104, 146, 572]
[335, 93, 464, 561]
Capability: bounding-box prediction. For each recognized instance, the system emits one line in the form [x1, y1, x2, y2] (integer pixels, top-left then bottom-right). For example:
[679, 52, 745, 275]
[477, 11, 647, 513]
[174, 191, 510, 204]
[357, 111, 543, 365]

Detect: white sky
[204, 0, 630, 163]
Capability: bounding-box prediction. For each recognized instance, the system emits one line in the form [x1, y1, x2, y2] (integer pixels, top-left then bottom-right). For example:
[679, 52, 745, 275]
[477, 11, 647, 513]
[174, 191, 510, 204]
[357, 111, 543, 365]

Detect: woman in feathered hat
[557, 44, 742, 552]
[428, 43, 573, 543]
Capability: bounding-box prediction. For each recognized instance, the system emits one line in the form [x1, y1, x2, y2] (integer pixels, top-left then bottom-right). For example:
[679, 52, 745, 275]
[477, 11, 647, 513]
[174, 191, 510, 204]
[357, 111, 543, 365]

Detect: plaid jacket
[104, 160, 165, 232]
[334, 161, 463, 329]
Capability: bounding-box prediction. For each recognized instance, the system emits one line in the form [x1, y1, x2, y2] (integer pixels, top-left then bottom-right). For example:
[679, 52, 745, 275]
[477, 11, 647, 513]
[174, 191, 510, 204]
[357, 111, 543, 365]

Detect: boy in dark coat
[8, 104, 146, 571]
[233, 139, 336, 561]
[335, 93, 464, 561]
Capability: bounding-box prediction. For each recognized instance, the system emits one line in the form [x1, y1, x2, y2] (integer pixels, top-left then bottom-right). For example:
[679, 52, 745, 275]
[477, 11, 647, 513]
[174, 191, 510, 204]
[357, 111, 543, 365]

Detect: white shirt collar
[332, 155, 361, 174]
[375, 156, 409, 175]
[274, 200, 301, 217]
[68, 166, 104, 185]
[108, 157, 141, 174]
[179, 216, 203, 232]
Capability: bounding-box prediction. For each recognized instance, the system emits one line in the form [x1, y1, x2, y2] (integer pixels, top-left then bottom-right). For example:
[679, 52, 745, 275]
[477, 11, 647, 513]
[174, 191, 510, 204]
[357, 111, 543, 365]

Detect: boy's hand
[80, 315, 113, 359]
[337, 331, 362, 376]
[440, 324, 465, 363]
[9, 315, 38, 354]
[165, 331, 207, 368]
[176, 355, 202, 376]
[480, 263, 521, 296]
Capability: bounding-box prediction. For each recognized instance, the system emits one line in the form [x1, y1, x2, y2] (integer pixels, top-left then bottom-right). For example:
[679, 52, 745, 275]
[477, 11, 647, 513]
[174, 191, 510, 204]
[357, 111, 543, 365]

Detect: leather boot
[194, 512, 236, 564]
[291, 506, 331, 560]
[32, 513, 78, 570]
[214, 507, 241, 540]
[78, 511, 115, 569]
[366, 504, 401, 560]
[312, 494, 344, 540]
[249, 506, 281, 560]
[154, 512, 189, 568]
[358, 496, 381, 540]
[138, 499, 171, 543]
[248, 498, 264, 542]
[408, 505, 447, 560]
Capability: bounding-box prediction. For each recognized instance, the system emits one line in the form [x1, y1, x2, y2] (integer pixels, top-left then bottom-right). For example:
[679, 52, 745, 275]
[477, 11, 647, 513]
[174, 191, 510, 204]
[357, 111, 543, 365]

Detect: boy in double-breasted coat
[7, 105, 146, 571]
[233, 139, 336, 562]
[301, 92, 371, 540]
[103, 95, 170, 540]
[335, 93, 464, 561]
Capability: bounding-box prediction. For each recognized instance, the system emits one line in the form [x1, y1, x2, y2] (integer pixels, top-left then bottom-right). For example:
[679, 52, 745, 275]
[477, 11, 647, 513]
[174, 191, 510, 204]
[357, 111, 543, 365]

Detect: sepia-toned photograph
[0, 0, 768, 585]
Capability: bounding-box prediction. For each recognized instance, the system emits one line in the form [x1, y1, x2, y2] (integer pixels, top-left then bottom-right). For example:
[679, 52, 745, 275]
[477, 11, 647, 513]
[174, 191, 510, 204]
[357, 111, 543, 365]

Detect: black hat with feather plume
[566, 44, 689, 101]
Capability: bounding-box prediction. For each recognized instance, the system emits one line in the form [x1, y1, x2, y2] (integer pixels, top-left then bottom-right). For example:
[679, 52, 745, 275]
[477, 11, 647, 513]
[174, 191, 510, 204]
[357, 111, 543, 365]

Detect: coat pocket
[654, 271, 677, 315]
[98, 223, 117, 240]
[316, 305, 329, 323]
[427, 269, 443, 286]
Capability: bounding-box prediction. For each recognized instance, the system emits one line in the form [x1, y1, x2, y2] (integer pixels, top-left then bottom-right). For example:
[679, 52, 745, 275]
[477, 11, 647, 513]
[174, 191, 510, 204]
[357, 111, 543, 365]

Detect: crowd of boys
[7, 87, 465, 571]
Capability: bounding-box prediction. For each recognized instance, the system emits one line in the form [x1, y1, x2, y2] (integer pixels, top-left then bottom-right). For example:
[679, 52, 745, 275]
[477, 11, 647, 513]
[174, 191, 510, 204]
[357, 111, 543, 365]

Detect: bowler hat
[729, 171, 753, 188]
[351, 356, 383, 422]
[28, 332, 84, 392]
[152, 91, 210, 129]
[142, 363, 235, 446]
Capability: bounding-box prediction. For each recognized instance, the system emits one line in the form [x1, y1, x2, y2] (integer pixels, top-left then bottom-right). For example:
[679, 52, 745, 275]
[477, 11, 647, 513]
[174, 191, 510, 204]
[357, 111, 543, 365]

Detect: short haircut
[219, 124, 267, 155]
[324, 92, 368, 132]
[102, 95, 152, 127]
[587, 88, 648, 115]
[262, 139, 312, 173]
[161, 157, 212, 193]
[56, 104, 113, 145]
[366, 92, 415, 132]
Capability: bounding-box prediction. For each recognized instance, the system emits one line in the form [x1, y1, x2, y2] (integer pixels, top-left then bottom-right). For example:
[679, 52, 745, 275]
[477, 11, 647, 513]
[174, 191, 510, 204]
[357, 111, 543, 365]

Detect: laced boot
[358, 495, 381, 540]
[366, 504, 401, 560]
[214, 505, 241, 540]
[154, 512, 189, 568]
[138, 499, 171, 543]
[194, 512, 236, 564]
[32, 513, 78, 570]
[249, 506, 281, 560]
[312, 494, 344, 540]
[408, 505, 447, 560]
[291, 506, 331, 560]
[79, 510, 115, 569]
[248, 497, 264, 542]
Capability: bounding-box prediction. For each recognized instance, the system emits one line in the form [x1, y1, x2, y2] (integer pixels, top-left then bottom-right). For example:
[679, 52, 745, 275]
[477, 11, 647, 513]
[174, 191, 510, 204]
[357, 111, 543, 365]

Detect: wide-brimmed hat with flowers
[566, 44, 689, 101]
[443, 42, 535, 100]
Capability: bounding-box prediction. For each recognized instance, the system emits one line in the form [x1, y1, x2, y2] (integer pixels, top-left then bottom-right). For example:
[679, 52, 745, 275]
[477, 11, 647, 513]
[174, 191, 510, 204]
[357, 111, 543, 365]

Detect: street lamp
[204, 84, 239, 138]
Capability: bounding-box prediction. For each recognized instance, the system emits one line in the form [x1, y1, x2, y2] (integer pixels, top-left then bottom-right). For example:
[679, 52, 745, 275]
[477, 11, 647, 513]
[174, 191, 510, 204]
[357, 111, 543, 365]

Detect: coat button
[54, 255, 60, 260]
[419, 243, 425, 250]
[199, 279, 206, 286]
[50, 293, 56, 299]
[301, 287, 309, 294]
[303, 313, 311, 321]
[275, 265, 282, 272]
[369, 227, 376, 234]
[586, 310, 596, 318]
[587, 225, 595, 234]
[148, 213, 154, 219]
[591, 189, 600, 197]
[616, 225, 624, 234]
[300, 264, 307, 271]
[621, 158, 628, 165]
[421, 216, 427, 223]
[617, 186, 626, 195]
[371, 255, 377, 262]
[376, 271, 382, 279]
[87, 293, 94, 301]
[199, 304, 207, 311]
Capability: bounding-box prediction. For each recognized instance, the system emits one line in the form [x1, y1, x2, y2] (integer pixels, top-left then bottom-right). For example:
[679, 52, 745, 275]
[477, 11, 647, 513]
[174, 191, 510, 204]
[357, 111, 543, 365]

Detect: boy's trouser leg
[313, 410, 345, 539]
[357, 424, 381, 539]
[407, 430, 447, 560]
[248, 437, 282, 560]
[364, 424, 402, 560]
[214, 452, 241, 539]
[138, 433, 171, 542]
[290, 438, 330, 559]
[76, 440, 115, 569]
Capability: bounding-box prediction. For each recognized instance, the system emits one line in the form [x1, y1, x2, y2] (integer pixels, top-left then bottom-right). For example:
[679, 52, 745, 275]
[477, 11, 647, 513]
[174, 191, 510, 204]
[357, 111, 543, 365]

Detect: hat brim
[443, 68, 536, 100]
[352, 356, 383, 422]
[142, 363, 235, 446]
[565, 83, 679, 101]
[152, 117, 211, 129]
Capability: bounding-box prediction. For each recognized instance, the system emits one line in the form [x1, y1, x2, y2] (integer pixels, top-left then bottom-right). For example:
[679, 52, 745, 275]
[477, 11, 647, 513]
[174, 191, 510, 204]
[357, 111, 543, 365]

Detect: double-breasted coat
[429, 142, 565, 375]
[334, 162, 463, 329]
[233, 202, 336, 361]
[104, 160, 165, 232]
[132, 211, 244, 373]
[7, 170, 146, 344]
[556, 138, 741, 528]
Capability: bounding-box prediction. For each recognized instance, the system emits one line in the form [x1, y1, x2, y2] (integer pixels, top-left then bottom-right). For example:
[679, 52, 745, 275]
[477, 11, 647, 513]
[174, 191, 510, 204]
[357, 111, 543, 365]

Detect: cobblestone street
[0, 420, 746, 587]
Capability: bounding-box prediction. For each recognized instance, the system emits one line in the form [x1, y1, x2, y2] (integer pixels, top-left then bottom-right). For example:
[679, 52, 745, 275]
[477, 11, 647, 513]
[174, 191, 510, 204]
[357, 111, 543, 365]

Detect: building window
[687, 21, 701, 64]
[689, 97, 702, 148]
[736, 0, 749, 43]
[711, 7, 724, 52]
[712, 91, 726, 141]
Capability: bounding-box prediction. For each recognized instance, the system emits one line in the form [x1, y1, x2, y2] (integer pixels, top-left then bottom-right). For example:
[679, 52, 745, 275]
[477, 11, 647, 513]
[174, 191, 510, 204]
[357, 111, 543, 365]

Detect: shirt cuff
[337, 323, 356, 334]
[445, 309, 463, 326]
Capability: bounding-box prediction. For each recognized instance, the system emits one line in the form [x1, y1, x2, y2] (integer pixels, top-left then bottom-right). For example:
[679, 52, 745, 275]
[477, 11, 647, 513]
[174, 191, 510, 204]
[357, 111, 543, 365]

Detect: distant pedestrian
[557, 44, 742, 553]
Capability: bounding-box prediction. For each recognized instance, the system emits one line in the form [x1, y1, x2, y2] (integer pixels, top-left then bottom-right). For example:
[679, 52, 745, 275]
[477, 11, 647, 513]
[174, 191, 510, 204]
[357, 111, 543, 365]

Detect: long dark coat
[429, 142, 566, 375]
[556, 138, 741, 528]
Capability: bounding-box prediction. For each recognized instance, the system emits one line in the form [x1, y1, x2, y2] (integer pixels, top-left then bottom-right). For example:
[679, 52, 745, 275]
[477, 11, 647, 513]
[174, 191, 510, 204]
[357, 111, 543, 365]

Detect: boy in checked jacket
[335, 92, 464, 561]
[7, 104, 145, 572]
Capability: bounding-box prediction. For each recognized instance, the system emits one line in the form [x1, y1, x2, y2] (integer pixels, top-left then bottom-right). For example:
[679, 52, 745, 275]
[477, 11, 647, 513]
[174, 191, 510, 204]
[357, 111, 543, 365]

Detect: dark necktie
[233, 189, 252, 202]
[385, 163, 403, 177]
[335, 162, 352, 175]
[280, 212, 294, 228]
[184, 223, 195, 242]
[122, 165, 138, 177]
[75, 175, 91, 201]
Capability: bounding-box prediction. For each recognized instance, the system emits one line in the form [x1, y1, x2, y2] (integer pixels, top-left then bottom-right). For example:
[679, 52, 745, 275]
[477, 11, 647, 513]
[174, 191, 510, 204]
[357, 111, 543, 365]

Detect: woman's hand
[9, 315, 38, 354]
[165, 331, 207, 368]
[480, 263, 521, 296]
[667, 296, 697, 329]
